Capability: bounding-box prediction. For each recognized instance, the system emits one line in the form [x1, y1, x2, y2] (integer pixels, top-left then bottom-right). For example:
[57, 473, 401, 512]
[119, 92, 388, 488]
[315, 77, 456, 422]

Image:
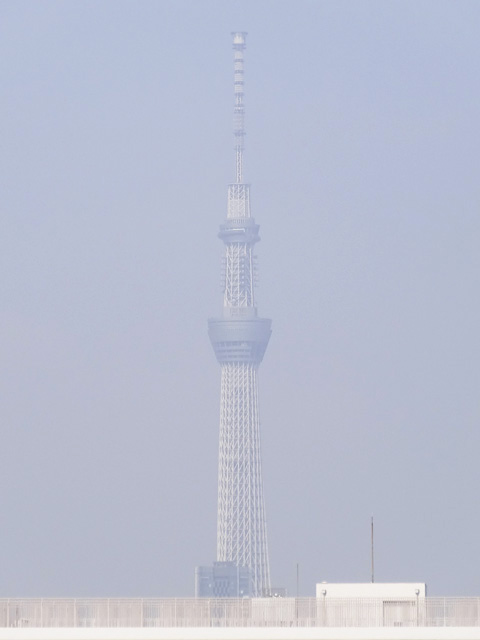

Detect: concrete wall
[0, 626, 479, 640]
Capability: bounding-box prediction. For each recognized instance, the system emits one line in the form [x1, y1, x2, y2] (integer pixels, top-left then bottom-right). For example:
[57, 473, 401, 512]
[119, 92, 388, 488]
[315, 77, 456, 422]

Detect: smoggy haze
[1, 1, 480, 597]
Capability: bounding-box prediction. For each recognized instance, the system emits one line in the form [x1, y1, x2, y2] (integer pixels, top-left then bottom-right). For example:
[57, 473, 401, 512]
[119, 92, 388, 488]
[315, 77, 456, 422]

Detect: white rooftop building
[316, 583, 427, 598]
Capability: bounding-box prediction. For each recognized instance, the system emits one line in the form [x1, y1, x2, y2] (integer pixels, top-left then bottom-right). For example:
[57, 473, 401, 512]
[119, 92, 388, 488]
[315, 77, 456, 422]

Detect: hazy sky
[2, 0, 480, 598]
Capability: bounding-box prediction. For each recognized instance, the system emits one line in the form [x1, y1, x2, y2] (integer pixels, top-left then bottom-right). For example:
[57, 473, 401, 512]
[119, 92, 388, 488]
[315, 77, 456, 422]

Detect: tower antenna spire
[232, 32, 247, 183]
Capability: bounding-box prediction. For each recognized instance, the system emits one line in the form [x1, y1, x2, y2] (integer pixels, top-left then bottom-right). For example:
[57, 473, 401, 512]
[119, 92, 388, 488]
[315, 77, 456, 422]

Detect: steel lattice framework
[208, 32, 271, 597]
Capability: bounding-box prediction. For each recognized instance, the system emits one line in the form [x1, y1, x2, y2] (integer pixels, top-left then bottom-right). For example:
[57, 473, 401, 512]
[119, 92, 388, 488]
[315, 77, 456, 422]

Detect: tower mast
[233, 32, 246, 184]
[208, 32, 271, 597]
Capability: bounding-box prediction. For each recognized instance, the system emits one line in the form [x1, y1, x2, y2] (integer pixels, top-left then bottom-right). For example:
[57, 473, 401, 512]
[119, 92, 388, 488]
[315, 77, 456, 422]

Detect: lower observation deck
[1, 598, 480, 640]
[208, 317, 271, 364]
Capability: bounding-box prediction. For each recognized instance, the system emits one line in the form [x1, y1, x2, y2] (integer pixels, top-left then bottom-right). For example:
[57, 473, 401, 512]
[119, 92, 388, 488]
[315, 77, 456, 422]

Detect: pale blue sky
[1, 0, 480, 597]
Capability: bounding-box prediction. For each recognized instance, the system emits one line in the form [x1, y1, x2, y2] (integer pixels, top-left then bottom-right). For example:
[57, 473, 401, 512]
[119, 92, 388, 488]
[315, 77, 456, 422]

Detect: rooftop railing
[0, 597, 479, 629]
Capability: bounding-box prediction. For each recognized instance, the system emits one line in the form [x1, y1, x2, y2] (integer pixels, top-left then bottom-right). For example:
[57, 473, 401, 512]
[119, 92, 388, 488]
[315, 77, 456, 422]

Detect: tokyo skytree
[208, 32, 271, 597]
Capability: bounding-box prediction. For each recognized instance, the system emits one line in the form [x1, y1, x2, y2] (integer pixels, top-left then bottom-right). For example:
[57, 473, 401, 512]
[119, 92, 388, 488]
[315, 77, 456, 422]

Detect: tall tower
[208, 32, 271, 597]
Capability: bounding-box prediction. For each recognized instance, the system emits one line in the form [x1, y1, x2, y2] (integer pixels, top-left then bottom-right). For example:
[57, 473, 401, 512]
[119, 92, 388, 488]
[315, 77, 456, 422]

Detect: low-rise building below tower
[195, 562, 251, 598]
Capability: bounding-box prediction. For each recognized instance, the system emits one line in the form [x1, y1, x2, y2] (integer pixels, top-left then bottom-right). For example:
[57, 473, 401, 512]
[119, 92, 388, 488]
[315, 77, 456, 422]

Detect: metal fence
[0, 598, 479, 628]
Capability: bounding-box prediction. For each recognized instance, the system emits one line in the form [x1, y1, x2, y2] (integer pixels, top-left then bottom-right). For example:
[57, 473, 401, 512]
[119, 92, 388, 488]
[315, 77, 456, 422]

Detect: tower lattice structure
[208, 32, 271, 598]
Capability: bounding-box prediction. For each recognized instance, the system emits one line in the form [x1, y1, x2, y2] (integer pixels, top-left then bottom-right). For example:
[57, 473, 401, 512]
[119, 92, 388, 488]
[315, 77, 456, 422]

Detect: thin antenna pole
[232, 32, 247, 183]
[371, 516, 374, 583]
[296, 563, 299, 598]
